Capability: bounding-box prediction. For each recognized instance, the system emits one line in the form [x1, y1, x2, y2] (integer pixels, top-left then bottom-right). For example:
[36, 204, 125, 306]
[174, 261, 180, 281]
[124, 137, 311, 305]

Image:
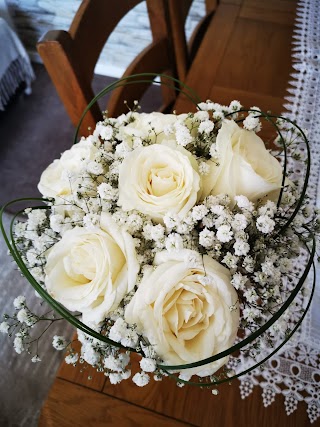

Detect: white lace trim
[237, 1, 320, 422]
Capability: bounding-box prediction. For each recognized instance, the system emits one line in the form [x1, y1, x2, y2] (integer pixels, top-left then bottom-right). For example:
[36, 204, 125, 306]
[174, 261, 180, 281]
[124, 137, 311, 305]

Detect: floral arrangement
[0, 78, 318, 391]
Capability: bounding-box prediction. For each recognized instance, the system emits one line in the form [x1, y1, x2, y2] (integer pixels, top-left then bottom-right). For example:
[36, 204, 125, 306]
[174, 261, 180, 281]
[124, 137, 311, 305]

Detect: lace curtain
[237, 0, 320, 422]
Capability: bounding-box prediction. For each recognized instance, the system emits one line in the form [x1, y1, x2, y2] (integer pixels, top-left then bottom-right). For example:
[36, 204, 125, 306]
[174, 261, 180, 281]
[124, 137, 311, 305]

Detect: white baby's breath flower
[13, 295, 26, 309]
[243, 115, 261, 131]
[212, 111, 225, 121]
[97, 183, 117, 201]
[87, 161, 104, 175]
[163, 212, 179, 230]
[17, 308, 36, 326]
[192, 205, 209, 221]
[0, 322, 10, 334]
[202, 214, 214, 228]
[104, 355, 124, 372]
[261, 258, 275, 276]
[210, 204, 225, 216]
[153, 374, 163, 381]
[293, 214, 304, 228]
[132, 371, 150, 387]
[199, 228, 216, 248]
[302, 205, 313, 218]
[26, 250, 40, 267]
[139, 358, 157, 373]
[50, 214, 64, 233]
[250, 106, 261, 113]
[231, 272, 248, 290]
[14, 222, 27, 238]
[27, 209, 47, 227]
[216, 225, 233, 243]
[121, 328, 139, 348]
[108, 318, 127, 343]
[31, 355, 41, 363]
[83, 213, 100, 229]
[52, 335, 68, 351]
[150, 224, 165, 241]
[243, 256, 254, 273]
[95, 123, 113, 140]
[65, 353, 79, 365]
[209, 144, 219, 159]
[198, 120, 214, 134]
[222, 252, 239, 269]
[197, 102, 213, 111]
[175, 122, 193, 146]
[234, 196, 254, 211]
[165, 233, 184, 251]
[14, 336, 24, 354]
[109, 373, 123, 384]
[242, 306, 261, 321]
[232, 214, 248, 231]
[194, 110, 209, 121]
[115, 142, 132, 159]
[256, 215, 275, 234]
[126, 213, 144, 233]
[282, 191, 296, 205]
[243, 287, 258, 304]
[82, 345, 100, 365]
[253, 271, 268, 285]
[233, 240, 250, 256]
[121, 369, 132, 380]
[229, 100, 242, 111]
[258, 200, 277, 217]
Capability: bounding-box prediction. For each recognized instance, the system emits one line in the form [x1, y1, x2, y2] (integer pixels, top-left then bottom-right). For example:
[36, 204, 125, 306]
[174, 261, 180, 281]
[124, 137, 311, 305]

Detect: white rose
[118, 144, 200, 222]
[118, 112, 181, 147]
[202, 120, 283, 202]
[125, 250, 239, 376]
[45, 212, 139, 324]
[38, 140, 99, 198]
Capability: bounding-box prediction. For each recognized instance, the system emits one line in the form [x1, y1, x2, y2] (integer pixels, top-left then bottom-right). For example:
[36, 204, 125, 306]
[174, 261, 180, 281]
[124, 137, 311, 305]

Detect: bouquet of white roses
[1, 76, 318, 390]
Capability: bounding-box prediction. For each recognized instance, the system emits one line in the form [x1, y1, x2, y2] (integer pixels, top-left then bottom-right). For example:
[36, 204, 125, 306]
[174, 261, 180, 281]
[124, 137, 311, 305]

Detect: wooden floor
[39, 1, 319, 426]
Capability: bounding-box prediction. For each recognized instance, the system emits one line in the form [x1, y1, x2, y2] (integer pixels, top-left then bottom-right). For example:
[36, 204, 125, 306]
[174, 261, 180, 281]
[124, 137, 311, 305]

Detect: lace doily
[237, 0, 320, 423]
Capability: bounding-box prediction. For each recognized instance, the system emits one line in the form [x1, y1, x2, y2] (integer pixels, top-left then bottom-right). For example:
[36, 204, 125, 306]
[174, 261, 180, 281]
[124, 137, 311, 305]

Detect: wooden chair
[37, 0, 178, 137]
[168, 0, 220, 82]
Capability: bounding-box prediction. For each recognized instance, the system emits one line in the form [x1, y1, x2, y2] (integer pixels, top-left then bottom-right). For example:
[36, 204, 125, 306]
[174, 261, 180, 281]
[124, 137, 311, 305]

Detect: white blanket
[0, 16, 34, 110]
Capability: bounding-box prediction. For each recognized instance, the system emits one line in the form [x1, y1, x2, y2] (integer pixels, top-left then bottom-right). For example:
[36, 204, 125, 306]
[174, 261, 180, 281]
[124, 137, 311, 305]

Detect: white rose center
[64, 244, 98, 282]
[118, 145, 200, 222]
[147, 165, 180, 196]
[164, 279, 210, 340]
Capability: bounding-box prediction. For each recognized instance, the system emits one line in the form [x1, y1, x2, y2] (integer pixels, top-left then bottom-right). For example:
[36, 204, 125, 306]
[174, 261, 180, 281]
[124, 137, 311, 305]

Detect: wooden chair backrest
[37, 0, 176, 136]
[168, 0, 220, 82]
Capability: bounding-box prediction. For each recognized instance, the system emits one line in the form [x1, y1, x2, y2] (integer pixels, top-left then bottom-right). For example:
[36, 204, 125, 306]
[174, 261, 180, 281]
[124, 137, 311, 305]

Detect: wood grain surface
[39, 0, 320, 426]
[46, 350, 314, 427]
